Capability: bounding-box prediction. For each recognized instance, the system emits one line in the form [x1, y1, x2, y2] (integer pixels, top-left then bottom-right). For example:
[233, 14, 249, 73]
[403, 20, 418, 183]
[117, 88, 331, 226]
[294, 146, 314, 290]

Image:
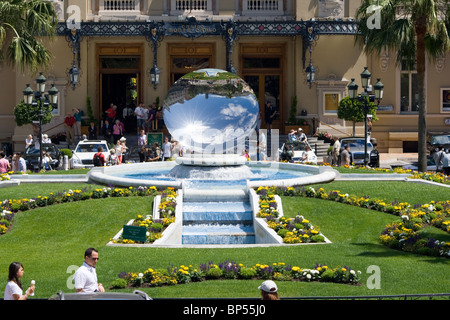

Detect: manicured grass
[0, 181, 449, 299]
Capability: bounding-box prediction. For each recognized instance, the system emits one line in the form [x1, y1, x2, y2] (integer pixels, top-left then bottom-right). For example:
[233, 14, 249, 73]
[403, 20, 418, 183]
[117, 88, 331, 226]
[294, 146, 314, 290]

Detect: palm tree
[0, 0, 57, 72]
[355, 0, 450, 172]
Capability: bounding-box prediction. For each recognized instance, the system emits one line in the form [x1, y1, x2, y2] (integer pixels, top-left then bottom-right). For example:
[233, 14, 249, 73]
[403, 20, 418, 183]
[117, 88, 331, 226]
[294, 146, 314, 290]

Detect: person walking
[0, 151, 11, 173]
[64, 113, 76, 146]
[93, 146, 106, 167]
[138, 129, 147, 146]
[331, 136, 341, 166]
[433, 146, 445, 173]
[73, 248, 105, 293]
[4, 262, 35, 300]
[73, 108, 82, 140]
[88, 122, 97, 140]
[442, 149, 450, 176]
[340, 144, 351, 167]
[265, 101, 277, 134]
[105, 104, 117, 124]
[134, 103, 146, 134]
[16, 152, 27, 173]
[162, 136, 173, 161]
[112, 119, 123, 144]
[102, 120, 112, 143]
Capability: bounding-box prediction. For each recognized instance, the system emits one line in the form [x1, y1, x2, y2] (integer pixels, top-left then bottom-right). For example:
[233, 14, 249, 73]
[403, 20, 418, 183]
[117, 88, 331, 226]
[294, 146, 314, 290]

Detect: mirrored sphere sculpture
[163, 68, 259, 155]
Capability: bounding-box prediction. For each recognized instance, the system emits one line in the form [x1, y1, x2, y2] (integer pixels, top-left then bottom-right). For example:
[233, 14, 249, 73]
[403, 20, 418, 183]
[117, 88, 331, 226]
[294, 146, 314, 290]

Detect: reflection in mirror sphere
[163, 68, 259, 154]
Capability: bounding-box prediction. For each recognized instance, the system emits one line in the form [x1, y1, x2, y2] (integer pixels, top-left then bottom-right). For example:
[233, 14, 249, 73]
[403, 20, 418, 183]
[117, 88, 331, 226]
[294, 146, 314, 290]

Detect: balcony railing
[171, 0, 212, 15]
[99, 0, 140, 16]
[242, 0, 284, 16]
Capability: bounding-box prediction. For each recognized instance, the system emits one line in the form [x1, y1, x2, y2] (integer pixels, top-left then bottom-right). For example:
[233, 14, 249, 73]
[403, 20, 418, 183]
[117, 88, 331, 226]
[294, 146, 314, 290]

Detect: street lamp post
[23, 73, 59, 171]
[347, 67, 384, 167]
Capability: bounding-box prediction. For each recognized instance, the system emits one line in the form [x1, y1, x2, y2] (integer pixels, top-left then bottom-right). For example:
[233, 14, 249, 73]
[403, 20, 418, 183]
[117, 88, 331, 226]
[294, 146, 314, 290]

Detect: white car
[71, 140, 110, 168]
[278, 142, 308, 162]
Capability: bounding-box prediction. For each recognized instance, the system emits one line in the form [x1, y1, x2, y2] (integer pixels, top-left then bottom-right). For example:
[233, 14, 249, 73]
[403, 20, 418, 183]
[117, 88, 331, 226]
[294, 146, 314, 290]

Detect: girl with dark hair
[4, 262, 34, 300]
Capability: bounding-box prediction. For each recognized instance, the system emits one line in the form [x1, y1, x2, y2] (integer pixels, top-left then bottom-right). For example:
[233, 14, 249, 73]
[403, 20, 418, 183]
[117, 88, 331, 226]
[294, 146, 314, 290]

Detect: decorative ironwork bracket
[220, 20, 239, 74]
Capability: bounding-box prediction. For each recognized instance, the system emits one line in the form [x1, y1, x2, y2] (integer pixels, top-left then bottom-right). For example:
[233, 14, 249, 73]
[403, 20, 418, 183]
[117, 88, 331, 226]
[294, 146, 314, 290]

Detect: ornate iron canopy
[57, 19, 358, 87]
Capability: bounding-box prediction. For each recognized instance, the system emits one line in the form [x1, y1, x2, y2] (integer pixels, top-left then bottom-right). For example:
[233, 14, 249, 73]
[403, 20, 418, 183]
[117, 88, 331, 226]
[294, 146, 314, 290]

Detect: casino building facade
[1, 0, 449, 153]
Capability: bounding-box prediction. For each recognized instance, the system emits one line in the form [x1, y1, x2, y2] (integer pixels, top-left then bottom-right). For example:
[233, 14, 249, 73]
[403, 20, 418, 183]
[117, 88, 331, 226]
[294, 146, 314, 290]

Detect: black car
[24, 143, 62, 171]
[428, 133, 450, 154]
[49, 290, 151, 300]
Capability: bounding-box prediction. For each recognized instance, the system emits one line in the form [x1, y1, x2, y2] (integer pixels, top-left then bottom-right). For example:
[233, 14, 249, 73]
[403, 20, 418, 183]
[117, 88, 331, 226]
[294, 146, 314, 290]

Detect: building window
[400, 60, 419, 112]
[242, 0, 284, 16]
[171, 0, 212, 14]
[441, 88, 450, 113]
[323, 93, 340, 114]
[99, 0, 140, 15]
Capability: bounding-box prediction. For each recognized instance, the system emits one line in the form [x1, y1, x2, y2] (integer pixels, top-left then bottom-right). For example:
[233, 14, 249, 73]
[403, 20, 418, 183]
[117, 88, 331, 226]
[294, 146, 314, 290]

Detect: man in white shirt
[73, 248, 104, 293]
[332, 136, 341, 166]
[134, 103, 146, 134]
[162, 136, 173, 161]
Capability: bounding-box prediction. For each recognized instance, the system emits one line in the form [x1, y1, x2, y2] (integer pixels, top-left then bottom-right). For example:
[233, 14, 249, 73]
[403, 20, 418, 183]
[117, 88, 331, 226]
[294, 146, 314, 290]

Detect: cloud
[220, 103, 247, 119]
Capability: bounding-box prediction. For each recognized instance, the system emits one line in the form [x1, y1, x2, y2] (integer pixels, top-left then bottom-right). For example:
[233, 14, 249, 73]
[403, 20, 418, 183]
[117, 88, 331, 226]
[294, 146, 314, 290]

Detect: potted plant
[285, 96, 299, 134]
[81, 96, 96, 135]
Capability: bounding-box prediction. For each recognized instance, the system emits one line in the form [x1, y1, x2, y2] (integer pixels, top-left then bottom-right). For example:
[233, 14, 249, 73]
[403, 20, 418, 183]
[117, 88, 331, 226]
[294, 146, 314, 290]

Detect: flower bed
[111, 260, 361, 289]
[265, 186, 450, 258]
[255, 186, 326, 244]
[1, 173, 10, 181]
[0, 186, 162, 236]
[111, 187, 177, 244]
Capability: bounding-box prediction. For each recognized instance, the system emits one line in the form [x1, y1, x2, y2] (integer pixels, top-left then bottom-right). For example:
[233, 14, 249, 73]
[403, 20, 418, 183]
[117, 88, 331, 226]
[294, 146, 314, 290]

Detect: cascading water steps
[181, 189, 256, 245]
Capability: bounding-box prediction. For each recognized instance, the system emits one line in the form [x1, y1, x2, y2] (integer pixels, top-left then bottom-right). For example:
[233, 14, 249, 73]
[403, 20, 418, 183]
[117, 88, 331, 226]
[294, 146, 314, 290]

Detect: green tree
[355, 0, 450, 172]
[338, 96, 378, 136]
[14, 100, 53, 127]
[288, 96, 298, 125]
[0, 0, 57, 72]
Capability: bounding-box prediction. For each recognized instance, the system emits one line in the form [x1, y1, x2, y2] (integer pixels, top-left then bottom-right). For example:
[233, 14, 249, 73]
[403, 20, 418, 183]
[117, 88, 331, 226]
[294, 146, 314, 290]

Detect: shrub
[277, 228, 289, 238]
[59, 148, 73, 159]
[320, 270, 336, 282]
[238, 267, 256, 279]
[311, 235, 325, 242]
[149, 222, 163, 233]
[110, 278, 127, 289]
[205, 267, 223, 279]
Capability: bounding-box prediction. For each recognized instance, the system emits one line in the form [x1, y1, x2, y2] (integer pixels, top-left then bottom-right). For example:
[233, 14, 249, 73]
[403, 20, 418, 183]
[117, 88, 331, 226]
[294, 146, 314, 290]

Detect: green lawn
[0, 181, 449, 299]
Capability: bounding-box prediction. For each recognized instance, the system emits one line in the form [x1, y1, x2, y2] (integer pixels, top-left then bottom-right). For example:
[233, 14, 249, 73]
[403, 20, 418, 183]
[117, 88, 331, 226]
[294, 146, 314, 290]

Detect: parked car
[428, 133, 450, 154]
[402, 156, 436, 172]
[340, 137, 379, 167]
[70, 140, 110, 168]
[49, 290, 151, 300]
[24, 143, 62, 171]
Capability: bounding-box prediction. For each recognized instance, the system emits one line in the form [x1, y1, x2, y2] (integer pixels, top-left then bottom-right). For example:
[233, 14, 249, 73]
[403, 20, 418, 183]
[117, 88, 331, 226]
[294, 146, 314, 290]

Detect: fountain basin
[87, 161, 337, 189]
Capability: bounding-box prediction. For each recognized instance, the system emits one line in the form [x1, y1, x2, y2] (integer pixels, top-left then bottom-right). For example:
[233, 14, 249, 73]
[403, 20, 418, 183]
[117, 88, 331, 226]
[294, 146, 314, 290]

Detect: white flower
[138, 273, 143, 278]
[306, 274, 311, 279]
[401, 215, 409, 221]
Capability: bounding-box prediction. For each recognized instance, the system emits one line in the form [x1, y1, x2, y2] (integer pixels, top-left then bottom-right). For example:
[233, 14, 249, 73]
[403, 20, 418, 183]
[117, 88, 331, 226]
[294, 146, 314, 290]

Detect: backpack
[93, 153, 102, 167]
